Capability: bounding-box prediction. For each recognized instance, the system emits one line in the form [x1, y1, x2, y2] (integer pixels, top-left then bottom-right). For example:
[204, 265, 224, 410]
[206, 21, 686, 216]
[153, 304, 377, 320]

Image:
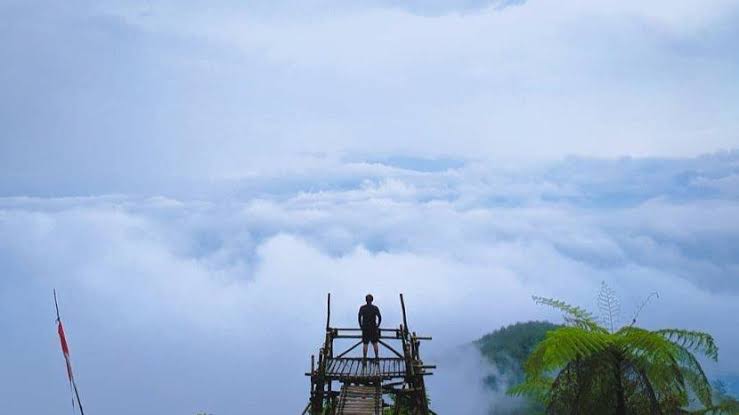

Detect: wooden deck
[335, 384, 381, 415]
[325, 357, 406, 381]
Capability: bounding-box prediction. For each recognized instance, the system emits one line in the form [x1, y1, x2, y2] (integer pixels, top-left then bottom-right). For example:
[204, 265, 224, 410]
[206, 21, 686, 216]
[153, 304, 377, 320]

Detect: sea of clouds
[3, 0, 739, 411]
[1, 153, 738, 414]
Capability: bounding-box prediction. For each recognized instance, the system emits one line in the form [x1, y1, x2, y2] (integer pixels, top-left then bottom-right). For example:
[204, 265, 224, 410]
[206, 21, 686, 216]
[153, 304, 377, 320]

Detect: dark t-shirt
[358, 304, 382, 329]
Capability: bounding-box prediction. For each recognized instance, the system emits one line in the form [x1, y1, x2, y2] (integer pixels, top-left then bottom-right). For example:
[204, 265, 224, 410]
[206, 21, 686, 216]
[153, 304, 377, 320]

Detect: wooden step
[325, 358, 406, 380]
[336, 384, 381, 415]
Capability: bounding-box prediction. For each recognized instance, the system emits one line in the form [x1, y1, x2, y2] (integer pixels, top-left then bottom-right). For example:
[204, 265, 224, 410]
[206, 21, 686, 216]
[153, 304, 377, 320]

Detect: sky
[1, 0, 738, 414]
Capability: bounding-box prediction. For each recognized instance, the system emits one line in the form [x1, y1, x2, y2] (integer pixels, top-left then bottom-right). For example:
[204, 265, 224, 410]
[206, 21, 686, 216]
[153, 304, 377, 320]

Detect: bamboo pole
[326, 293, 331, 331]
[400, 293, 409, 337]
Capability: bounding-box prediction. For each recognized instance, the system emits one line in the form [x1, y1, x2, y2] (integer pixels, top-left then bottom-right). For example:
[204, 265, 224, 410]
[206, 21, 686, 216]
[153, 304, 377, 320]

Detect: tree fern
[511, 292, 722, 415]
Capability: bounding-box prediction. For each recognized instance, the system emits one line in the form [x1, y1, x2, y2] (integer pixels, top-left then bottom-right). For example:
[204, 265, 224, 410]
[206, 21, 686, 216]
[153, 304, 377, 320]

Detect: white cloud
[2, 0, 739, 411]
[1, 153, 738, 413]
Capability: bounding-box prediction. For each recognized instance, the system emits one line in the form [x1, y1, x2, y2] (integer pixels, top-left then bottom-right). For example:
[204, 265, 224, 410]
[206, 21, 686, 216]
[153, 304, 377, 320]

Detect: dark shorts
[361, 326, 379, 344]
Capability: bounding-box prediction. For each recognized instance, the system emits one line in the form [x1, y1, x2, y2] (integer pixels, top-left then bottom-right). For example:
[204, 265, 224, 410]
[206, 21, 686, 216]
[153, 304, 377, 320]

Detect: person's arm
[376, 306, 382, 327]
[358, 308, 363, 327]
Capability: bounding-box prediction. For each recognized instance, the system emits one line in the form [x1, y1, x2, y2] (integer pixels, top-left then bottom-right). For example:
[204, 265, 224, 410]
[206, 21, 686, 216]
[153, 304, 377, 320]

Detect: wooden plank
[325, 358, 407, 380]
[336, 384, 381, 415]
[341, 359, 350, 376]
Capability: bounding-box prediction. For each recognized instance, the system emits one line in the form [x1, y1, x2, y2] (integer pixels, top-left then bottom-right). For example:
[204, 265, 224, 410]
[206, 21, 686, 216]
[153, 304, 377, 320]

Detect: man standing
[358, 294, 382, 362]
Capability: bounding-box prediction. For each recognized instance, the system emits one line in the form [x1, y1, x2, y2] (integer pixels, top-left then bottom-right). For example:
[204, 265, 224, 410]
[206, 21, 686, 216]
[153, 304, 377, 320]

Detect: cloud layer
[2, 0, 739, 412]
[1, 153, 738, 413]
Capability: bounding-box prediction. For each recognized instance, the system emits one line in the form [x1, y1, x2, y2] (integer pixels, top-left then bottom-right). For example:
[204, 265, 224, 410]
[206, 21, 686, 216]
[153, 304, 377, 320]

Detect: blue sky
[1, 0, 738, 414]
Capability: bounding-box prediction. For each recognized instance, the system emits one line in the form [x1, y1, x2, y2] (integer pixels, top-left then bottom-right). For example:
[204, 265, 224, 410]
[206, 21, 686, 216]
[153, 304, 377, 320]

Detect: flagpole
[54, 289, 61, 322]
[54, 289, 86, 415]
[72, 381, 85, 415]
[54, 289, 75, 411]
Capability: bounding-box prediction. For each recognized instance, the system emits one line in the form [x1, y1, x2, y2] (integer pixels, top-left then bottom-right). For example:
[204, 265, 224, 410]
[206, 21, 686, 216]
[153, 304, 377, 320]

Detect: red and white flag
[57, 319, 75, 384]
[54, 290, 85, 415]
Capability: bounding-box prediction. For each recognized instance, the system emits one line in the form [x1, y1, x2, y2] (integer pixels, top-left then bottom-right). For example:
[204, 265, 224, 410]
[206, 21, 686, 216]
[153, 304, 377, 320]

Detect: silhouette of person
[358, 294, 382, 362]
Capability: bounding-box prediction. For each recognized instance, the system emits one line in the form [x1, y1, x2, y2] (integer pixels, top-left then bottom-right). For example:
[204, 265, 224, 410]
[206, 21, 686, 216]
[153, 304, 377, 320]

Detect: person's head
[365, 294, 373, 304]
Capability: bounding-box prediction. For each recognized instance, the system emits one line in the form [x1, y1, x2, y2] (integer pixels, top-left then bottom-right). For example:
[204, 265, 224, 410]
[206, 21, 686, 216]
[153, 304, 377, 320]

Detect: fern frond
[629, 291, 658, 326]
[656, 329, 718, 361]
[524, 327, 611, 378]
[617, 327, 688, 403]
[597, 281, 620, 333]
[685, 399, 739, 414]
[617, 327, 680, 367]
[507, 376, 553, 403]
[672, 343, 714, 408]
[532, 296, 604, 332]
[710, 399, 739, 414]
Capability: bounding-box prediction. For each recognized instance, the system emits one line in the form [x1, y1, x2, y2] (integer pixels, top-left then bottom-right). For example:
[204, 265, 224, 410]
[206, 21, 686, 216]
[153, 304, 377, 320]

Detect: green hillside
[476, 321, 560, 389]
[474, 321, 560, 414]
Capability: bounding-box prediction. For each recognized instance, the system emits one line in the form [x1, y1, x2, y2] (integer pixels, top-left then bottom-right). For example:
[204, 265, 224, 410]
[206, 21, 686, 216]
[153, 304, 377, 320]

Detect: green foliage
[476, 321, 560, 414]
[656, 329, 719, 360]
[524, 327, 612, 379]
[477, 321, 561, 377]
[512, 285, 721, 415]
[532, 296, 603, 332]
[383, 391, 433, 414]
[477, 321, 560, 390]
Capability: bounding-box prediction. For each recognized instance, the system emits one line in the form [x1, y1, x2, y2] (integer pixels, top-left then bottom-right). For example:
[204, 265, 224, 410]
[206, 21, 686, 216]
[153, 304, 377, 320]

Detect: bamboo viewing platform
[303, 294, 435, 415]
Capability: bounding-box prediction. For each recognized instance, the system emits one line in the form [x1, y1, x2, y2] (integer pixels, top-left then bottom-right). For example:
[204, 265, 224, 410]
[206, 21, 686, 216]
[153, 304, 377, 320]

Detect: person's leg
[372, 342, 379, 359]
[363, 343, 368, 360]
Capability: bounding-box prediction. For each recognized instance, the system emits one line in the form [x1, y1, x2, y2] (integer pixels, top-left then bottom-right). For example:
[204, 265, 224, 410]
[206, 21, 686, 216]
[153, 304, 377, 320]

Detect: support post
[312, 348, 325, 414]
[326, 293, 331, 331]
[400, 293, 409, 337]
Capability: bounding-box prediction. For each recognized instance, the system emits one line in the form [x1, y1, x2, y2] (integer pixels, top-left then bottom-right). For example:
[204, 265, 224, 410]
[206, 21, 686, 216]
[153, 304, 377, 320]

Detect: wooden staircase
[335, 384, 381, 415]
